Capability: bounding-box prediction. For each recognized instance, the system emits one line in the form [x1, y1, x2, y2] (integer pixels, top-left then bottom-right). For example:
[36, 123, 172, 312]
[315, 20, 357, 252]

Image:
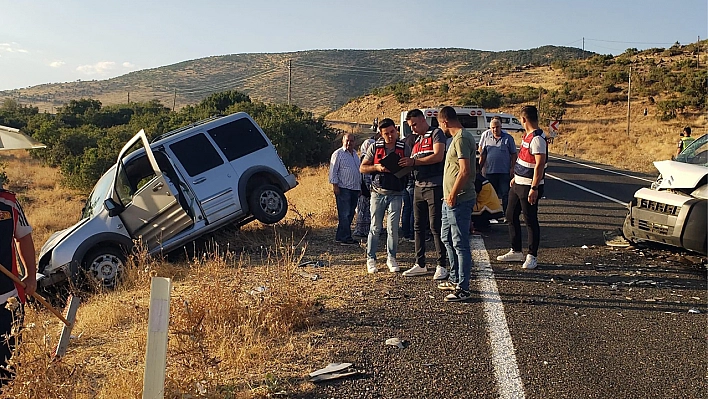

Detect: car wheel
[82, 247, 126, 289]
[249, 184, 287, 224]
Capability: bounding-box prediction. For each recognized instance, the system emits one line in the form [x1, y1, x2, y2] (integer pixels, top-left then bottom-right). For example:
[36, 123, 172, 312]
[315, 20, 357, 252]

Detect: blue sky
[1, 0, 706, 91]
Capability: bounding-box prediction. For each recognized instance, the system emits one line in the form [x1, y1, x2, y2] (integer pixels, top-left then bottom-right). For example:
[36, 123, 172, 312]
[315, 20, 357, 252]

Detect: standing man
[329, 133, 361, 245]
[479, 117, 517, 220]
[360, 118, 410, 273]
[399, 109, 448, 280]
[436, 107, 476, 301]
[400, 132, 417, 242]
[677, 126, 695, 157]
[0, 187, 37, 384]
[497, 105, 547, 270]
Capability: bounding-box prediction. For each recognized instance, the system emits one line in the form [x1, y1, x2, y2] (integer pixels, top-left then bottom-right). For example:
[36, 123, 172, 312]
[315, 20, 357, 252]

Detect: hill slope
[328, 43, 706, 172]
[1, 46, 589, 114]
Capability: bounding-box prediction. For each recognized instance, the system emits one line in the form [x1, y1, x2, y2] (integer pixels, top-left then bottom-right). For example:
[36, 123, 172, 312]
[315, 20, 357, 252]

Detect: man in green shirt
[437, 106, 476, 302]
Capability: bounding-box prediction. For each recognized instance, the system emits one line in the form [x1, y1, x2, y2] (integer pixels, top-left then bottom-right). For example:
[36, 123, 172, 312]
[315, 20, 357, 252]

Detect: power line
[585, 38, 676, 46]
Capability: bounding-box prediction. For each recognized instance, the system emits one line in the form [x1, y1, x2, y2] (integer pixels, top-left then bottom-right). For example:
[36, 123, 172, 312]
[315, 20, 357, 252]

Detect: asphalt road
[302, 155, 707, 399]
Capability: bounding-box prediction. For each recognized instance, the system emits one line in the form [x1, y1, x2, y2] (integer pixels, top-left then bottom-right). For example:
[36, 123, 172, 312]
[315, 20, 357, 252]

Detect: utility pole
[627, 66, 631, 137]
[287, 59, 292, 105]
[537, 87, 542, 111]
[698, 36, 701, 68]
[127, 92, 130, 104]
[172, 88, 176, 111]
[582, 37, 585, 55]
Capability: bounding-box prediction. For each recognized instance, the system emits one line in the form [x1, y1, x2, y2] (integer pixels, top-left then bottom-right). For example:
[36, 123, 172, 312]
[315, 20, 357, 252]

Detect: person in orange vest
[677, 126, 695, 157]
[0, 186, 37, 384]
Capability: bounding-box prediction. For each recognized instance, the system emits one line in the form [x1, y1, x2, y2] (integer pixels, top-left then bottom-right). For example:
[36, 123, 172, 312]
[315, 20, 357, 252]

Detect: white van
[486, 113, 524, 132]
[38, 112, 298, 289]
[399, 106, 487, 144]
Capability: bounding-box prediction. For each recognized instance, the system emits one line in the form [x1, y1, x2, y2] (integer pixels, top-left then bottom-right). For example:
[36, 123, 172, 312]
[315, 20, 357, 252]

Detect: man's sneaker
[522, 254, 538, 270]
[444, 289, 472, 302]
[496, 249, 524, 262]
[432, 266, 449, 280]
[340, 238, 357, 246]
[366, 259, 378, 274]
[386, 257, 400, 272]
[437, 281, 458, 291]
[402, 264, 428, 277]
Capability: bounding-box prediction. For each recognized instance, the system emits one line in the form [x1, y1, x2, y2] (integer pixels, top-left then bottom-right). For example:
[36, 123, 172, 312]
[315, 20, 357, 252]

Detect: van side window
[208, 118, 268, 161]
[169, 133, 224, 177]
[458, 115, 479, 129]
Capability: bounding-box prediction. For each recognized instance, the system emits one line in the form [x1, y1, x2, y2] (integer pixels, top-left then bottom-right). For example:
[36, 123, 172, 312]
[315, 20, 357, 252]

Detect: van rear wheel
[249, 184, 287, 224]
[82, 247, 126, 289]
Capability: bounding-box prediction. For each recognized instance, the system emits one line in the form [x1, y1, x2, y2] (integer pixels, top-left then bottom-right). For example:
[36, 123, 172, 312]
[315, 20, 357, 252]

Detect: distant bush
[4, 90, 337, 190]
[438, 83, 449, 95]
[593, 93, 626, 106]
[459, 88, 502, 108]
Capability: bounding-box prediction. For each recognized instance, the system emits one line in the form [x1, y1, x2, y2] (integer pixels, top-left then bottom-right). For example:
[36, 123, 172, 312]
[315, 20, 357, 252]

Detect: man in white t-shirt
[496, 105, 547, 270]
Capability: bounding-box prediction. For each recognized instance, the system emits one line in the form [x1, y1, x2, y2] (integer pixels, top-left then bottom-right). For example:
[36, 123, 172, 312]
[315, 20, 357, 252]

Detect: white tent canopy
[0, 125, 46, 150]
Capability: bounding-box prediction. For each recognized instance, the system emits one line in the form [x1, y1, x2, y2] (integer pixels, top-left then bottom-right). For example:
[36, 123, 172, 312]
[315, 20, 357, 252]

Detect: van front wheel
[249, 184, 287, 224]
[82, 247, 126, 289]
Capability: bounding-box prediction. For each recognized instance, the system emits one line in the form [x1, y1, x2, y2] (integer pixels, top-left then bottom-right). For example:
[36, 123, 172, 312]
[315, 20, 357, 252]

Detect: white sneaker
[402, 264, 428, 277]
[432, 266, 449, 280]
[496, 249, 524, 262]
[522, 254, 538, 269]
[386, 257, 400, 272]
[366, 259, 378, 274]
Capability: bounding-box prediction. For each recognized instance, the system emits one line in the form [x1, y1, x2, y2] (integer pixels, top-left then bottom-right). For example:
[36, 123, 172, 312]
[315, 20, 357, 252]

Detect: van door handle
[152, 182, 164, 191]
[193, 177, 206, 184]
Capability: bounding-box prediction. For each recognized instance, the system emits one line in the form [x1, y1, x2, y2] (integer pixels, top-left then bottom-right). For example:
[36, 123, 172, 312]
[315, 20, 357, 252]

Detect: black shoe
[340, 238, 357, 246]
[444, 289, 472, 302]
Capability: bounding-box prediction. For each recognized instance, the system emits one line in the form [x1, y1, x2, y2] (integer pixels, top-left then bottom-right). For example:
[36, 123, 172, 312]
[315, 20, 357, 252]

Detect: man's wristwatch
[530, 185, 538, 190]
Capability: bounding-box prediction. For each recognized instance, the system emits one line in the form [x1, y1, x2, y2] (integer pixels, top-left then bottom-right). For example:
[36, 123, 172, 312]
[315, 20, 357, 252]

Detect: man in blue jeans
[436, 106, 476, 302]
[360, 118, 411, 273]
[329, 133, 361, 245]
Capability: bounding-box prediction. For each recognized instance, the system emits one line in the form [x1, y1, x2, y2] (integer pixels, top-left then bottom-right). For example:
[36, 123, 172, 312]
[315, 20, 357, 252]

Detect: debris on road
[308, 362, 359, 382]
[385, 337, 409, 349]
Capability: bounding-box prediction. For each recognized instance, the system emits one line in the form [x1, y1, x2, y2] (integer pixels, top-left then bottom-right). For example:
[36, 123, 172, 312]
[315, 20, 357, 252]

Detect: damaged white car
[623, 134, 707, 255]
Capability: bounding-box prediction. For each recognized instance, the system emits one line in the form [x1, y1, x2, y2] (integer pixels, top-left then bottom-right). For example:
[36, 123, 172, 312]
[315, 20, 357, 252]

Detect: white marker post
[142, 277, 171, 399]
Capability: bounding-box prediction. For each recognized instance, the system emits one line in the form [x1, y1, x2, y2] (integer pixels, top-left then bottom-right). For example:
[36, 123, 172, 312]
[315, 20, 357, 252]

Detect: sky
[1, 0, 706, 91]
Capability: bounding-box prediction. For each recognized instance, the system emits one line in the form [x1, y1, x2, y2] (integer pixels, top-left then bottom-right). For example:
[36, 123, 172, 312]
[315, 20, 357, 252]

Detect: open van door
[108, 129, 193, 250]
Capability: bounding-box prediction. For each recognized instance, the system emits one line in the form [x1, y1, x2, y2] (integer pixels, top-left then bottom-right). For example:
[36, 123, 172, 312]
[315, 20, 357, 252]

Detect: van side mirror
[104, 198, 124, 217]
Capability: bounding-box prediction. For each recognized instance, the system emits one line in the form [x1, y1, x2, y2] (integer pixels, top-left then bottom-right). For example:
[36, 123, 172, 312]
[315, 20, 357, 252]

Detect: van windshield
[82, 167, 116, 219]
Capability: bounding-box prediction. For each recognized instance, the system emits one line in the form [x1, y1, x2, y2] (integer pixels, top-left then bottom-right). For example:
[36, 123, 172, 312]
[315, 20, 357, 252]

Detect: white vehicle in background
[486, 112, 524, 132]
[399, 106, 487, 145]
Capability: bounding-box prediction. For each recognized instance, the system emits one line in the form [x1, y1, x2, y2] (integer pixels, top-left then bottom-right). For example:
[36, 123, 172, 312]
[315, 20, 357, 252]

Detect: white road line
[548, 155, 654, 183]
[472, 236, 525, 399]
[545, 173, 628, 206]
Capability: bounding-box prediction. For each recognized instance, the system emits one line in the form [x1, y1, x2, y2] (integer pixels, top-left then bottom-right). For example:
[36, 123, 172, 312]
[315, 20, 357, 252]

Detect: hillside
[328, 43, 707, 172]
[0, 46, 589, 115]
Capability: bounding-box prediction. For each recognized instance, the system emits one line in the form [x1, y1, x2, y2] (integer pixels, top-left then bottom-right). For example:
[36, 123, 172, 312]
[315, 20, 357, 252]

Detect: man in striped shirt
[329, 133, 361, 245]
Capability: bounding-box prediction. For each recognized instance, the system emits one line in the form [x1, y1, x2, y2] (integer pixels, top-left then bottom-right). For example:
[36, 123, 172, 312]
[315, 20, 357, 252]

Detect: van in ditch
[399, 106, 487, 145]
[38, 112, 298, 289]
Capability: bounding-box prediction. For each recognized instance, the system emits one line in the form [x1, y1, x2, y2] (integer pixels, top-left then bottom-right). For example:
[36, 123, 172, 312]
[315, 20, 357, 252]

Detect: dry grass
[0, 157, 341, 398]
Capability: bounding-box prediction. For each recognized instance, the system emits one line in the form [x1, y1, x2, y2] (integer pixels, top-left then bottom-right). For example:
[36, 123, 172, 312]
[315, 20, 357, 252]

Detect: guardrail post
[142, 277, 171, 399]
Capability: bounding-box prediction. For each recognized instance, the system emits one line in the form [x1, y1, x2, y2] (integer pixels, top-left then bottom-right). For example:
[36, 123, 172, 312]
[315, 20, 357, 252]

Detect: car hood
[654, 160, 708, 190]
[39, 218, 88, 257]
